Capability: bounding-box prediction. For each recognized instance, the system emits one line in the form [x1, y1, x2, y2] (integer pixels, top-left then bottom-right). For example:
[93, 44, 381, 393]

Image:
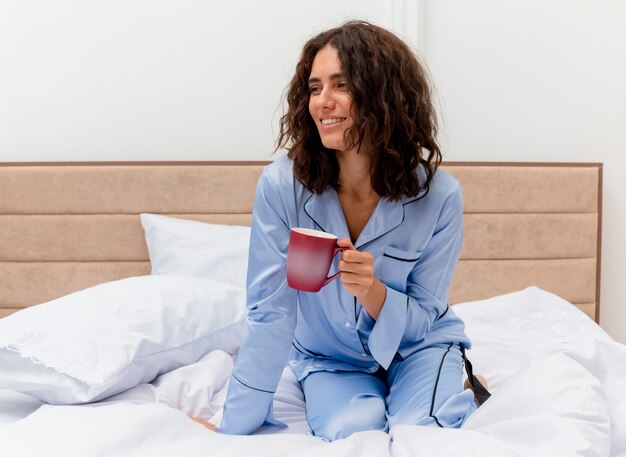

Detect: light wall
[0, 0, 395, 160]
[422, 0, 626, 343]
[1, 1, 624, 342]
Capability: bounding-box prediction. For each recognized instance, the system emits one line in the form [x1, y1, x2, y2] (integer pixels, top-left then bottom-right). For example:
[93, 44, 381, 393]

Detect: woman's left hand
[337, 238, 387, 319]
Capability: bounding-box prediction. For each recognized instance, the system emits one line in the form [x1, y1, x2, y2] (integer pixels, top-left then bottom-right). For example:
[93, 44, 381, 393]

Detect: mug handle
[321, 246, 346, 287]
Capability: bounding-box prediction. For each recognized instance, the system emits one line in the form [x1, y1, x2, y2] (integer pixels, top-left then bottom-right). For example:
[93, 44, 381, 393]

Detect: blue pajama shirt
[218, 156, 477, 438]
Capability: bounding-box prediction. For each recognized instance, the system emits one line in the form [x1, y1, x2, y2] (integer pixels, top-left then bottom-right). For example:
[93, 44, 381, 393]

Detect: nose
[315, 87, 335, 110]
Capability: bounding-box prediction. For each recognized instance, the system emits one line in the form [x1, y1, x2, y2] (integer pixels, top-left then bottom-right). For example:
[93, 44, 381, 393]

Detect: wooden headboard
[0, 161, 602, 321]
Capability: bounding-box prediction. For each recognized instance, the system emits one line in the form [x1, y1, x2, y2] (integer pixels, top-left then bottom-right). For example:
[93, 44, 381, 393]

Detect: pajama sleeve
[368, 184, 464, 369]
[218, 167, 297, 435]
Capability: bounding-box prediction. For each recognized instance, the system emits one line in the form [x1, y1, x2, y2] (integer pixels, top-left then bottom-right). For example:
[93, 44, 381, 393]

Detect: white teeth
[321, 118, 345, 125]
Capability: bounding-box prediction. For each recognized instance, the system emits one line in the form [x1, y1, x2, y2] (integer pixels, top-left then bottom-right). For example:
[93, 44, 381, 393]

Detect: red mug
[286, 228, 344, 292]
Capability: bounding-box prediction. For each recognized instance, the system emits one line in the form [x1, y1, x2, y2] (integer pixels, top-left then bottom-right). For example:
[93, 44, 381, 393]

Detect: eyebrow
[308, 73, 346, 84]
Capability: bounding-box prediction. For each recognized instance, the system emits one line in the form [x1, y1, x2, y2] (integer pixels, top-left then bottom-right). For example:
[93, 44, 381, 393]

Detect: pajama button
[344, 322, 351, 328]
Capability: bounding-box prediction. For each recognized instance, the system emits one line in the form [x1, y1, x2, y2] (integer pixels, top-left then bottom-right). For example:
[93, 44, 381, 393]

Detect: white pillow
[453, 287, 611, 388]
[0, 275, 248, 404]
[140, 213, 250, 288]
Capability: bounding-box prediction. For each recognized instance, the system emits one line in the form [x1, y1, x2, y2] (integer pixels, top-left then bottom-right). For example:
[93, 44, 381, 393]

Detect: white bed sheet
[0, 390, 43, 428]
[1, 287, 624, 457]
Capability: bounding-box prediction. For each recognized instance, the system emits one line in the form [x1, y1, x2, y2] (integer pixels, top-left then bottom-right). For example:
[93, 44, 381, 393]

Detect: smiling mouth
[321, 118, 346, 125]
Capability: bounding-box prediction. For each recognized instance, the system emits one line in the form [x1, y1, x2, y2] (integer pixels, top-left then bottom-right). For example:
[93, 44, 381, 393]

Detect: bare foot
[464, 374, 488, 391]
[190, 416, 217, 431]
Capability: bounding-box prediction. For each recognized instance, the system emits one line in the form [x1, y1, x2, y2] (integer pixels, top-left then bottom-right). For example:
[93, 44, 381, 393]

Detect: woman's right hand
[190, 416, 217, 431]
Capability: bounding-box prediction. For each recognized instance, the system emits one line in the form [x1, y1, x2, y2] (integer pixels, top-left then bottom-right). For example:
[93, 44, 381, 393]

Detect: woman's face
[308, 45, 354, 152]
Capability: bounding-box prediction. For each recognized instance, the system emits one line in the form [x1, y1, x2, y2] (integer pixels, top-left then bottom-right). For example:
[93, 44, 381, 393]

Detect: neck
[335, 148, 377, 200]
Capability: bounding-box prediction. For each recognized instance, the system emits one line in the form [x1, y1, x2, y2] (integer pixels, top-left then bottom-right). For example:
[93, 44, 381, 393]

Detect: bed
[1, 160, 624, 457]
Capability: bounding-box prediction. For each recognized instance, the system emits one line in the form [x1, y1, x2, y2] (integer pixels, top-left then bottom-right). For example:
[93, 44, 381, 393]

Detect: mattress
[1, 287, 624, 457]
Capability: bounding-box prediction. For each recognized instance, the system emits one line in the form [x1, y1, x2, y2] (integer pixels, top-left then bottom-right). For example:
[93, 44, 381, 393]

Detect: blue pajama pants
[301, 343, 478, 441]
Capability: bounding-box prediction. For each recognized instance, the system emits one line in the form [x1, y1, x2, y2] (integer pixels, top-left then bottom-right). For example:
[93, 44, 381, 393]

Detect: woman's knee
[387, 388, 477, 430]
[311, 394, 387, 441]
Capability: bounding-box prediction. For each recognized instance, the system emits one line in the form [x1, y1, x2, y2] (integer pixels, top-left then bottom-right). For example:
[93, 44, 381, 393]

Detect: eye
[308, 85, 321, 95]
[337, 81, 347, 90]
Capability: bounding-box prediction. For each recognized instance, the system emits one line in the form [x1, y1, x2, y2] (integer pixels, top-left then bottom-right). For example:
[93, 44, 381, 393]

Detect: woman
[210, 21, 488, 441]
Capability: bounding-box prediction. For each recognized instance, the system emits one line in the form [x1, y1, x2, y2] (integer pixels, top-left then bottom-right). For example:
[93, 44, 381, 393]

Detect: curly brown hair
[276, 20, 442, 200]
